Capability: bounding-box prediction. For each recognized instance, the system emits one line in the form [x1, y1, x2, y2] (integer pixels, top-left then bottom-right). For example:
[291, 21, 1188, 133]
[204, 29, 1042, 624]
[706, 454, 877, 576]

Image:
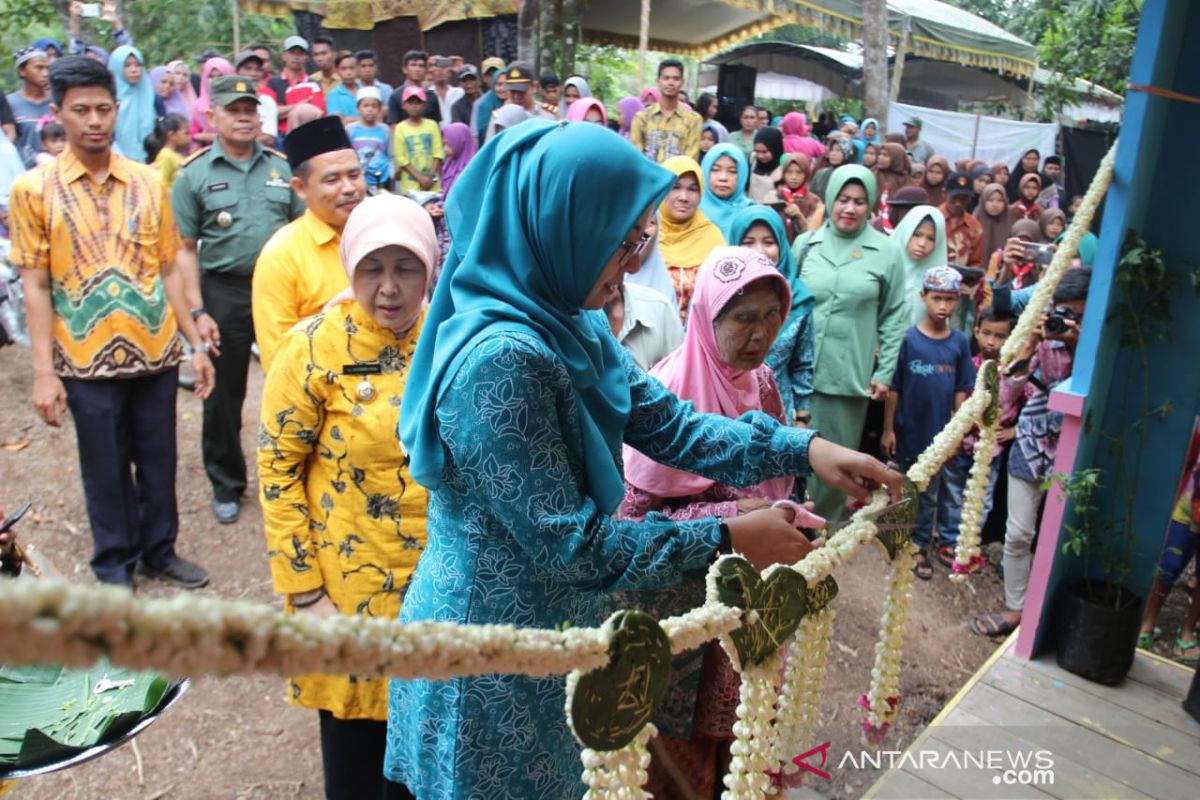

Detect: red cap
[402, 85, 427, 103]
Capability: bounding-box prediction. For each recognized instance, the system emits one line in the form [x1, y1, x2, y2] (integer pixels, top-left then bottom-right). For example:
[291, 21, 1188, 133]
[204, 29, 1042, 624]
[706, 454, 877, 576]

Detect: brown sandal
[912, 550, 933, 580]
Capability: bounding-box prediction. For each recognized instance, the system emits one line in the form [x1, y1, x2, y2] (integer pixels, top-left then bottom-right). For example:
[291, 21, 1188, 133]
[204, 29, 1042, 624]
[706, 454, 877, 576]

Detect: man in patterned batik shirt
[10, 57, 212, 589]
[630, 58, 701, 163]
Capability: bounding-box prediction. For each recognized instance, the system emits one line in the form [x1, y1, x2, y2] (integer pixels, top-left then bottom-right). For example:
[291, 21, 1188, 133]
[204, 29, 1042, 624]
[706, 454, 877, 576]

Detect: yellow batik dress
[257, 300, 428, 720]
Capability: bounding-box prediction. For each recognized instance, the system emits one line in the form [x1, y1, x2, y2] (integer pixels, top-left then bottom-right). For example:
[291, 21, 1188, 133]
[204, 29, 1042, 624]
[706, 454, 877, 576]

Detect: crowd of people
[0, 9, 1106, 798]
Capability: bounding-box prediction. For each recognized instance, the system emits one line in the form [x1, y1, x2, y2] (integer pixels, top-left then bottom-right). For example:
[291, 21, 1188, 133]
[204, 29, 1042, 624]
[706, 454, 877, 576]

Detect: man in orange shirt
[941, 171, 984, 267]
[9, 57, 213, 589]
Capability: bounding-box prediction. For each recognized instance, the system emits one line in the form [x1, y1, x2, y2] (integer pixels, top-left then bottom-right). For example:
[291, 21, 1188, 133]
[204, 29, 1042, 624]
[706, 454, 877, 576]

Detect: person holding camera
[987, 219, 1055, 318]
[972, 268, 1090, 637]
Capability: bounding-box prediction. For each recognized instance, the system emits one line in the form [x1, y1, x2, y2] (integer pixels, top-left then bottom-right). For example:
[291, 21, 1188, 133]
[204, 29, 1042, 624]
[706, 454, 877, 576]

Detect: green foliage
[947, 0, 1140, 118]
[1034, 0, 1140, 119]
[1051, 231, 1177, 607]
[0, 0, 293, 92]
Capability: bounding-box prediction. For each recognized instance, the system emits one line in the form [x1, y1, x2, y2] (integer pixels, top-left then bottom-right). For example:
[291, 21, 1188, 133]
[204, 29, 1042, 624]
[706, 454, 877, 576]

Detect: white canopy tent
[703, 41, 1122, 123]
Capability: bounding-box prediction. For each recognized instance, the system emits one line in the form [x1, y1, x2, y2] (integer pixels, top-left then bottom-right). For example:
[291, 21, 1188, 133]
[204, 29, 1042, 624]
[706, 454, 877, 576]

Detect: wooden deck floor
[859, 636, 1200, 799]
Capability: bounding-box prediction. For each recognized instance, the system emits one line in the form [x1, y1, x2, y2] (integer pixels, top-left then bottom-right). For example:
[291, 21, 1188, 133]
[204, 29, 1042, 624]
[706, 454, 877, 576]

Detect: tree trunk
[862, 0, 889, 121]
[560, 0, 578, 78]
[518, 0, 539, 65]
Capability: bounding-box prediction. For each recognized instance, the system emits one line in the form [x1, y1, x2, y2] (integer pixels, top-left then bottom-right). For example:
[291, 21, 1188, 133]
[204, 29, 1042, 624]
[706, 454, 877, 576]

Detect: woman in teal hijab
[387, 121, 897, 800]
[789, 164, 908, 519]
[730, 205, 815, 423]
[890, 204, 949, 324]
[107, 46, 156, 162]
[699, 143, 754, 240]
[860, 116, 882, 146]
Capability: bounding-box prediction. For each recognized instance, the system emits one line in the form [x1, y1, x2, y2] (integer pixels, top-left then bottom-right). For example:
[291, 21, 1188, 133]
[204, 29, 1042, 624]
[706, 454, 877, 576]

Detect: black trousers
[63, 368, 180, 583]
[317, 710, 415, 800]
[200, 271, 255, 503]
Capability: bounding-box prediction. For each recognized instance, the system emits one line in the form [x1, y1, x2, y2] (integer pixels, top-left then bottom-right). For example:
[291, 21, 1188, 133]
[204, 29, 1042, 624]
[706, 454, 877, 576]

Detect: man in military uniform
[172, 75, 305, 524]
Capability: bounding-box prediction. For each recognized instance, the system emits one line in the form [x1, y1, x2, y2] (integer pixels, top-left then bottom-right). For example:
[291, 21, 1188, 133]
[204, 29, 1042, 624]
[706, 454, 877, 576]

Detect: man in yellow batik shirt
[9, 57, 213, 590]
[252, 115, 366, 372]
[630, 58, 701, 163]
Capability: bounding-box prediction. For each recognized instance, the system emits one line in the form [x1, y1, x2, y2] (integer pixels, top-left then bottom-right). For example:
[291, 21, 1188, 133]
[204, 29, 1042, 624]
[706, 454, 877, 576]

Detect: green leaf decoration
[874, 481, 920, 561]
[569, 610, 672, 752]
[0, 662, 168, 770]
[713, 557, 808, 669]
[981, 360, 1001, 427]
[806, 575, 839, 616]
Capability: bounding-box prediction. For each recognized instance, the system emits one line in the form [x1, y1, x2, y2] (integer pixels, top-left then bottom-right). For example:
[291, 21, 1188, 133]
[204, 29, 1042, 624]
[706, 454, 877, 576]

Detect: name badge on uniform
[207, 182, 230, 192]
[343, 362, 382, 375]
[265, 168, 289, 189]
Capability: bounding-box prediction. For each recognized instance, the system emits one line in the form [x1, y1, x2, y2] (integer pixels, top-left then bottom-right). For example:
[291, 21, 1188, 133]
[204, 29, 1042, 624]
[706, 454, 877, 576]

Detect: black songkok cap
[283, 116, 354, 171]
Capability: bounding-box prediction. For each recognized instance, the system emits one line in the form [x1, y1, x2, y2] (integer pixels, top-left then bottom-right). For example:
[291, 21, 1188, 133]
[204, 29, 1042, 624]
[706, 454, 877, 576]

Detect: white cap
[356, 86, 382, 105]
[283, 35, 308, 52]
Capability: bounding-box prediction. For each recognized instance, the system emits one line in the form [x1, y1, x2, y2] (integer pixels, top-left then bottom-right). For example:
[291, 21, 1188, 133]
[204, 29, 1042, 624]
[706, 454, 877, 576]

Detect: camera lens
[1044, 314, 1066, 335]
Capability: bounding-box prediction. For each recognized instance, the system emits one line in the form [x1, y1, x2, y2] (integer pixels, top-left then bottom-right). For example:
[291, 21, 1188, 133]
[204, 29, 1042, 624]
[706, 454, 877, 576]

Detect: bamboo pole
[638, 0, 651, 89]
[889, 19, 911, 108]
[231, 0, 241, 57]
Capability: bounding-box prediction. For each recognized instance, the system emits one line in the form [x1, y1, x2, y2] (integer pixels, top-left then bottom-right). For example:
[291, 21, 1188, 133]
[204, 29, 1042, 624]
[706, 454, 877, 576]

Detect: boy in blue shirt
[883, 266, 976, 579]
[346, 86, 391, 193]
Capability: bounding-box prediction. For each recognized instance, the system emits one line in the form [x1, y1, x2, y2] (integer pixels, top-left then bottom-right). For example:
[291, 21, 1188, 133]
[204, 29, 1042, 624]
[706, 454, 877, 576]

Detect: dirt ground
[2, 342, 1191, 799]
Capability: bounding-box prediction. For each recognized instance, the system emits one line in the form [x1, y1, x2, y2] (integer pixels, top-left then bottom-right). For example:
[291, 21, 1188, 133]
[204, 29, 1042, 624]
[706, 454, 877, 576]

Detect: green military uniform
[171, 75, 305, 511]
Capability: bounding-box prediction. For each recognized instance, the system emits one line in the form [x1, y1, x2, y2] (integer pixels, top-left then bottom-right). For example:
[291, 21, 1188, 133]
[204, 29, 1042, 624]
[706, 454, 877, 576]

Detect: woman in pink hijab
[619, 246, 800, 799]
[190, 57, 234, 146]
[780, 111, 825, 161]
[565, 97, 607, 125]
[640, 87, 662, 105]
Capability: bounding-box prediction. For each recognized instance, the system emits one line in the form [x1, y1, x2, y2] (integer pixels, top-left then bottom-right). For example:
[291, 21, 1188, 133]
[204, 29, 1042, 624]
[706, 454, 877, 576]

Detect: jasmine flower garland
[951, 424, 999, 583]
[862, 542, 916, 746]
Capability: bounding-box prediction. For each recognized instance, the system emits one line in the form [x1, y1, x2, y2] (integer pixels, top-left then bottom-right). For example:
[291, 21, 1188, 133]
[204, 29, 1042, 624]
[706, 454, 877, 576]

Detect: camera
[1020, 241, 1056, 266]
[81, 3, 101, 17]
[1044, 306, 1079, 335]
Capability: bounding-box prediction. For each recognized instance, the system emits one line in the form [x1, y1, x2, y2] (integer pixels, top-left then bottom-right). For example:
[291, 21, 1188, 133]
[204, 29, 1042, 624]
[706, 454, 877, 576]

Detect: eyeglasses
[617, 233, 652, 267]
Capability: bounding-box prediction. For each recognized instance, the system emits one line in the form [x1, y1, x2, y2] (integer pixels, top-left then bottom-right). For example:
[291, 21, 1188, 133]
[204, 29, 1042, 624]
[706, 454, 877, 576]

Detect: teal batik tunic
[384, 322, 814, 800]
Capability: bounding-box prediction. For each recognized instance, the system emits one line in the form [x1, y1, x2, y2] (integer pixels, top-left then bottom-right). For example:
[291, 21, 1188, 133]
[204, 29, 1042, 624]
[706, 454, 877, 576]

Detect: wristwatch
[711, 520, 733, 563]
[190, 307, 208, 321]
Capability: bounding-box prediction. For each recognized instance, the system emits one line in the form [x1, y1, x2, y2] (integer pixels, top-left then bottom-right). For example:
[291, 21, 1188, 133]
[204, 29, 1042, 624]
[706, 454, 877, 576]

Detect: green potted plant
[1049, 231, 1175, 685]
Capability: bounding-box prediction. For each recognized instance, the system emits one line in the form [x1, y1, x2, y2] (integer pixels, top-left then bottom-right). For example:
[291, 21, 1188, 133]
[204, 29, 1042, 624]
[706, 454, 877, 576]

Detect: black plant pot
[1055, 580, 1143, 685]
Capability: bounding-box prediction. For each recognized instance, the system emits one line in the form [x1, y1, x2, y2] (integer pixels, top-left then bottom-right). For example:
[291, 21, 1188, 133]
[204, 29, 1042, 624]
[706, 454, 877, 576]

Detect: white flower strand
[723, 652, 782, 800]
[0, 580, 611, 681]
[950, 424, 999, 583]
[1000, 140, 1118, 367]
[766, 608, 835, 790]
[579, 723, 656, 799]
[862, 544, 916, 745]
[906, 387, 991, 490]
[660, 603, 743, 654]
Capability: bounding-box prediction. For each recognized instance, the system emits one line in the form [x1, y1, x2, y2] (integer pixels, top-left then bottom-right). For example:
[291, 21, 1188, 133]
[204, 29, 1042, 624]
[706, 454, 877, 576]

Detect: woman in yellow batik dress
[257, 194, 437, 800]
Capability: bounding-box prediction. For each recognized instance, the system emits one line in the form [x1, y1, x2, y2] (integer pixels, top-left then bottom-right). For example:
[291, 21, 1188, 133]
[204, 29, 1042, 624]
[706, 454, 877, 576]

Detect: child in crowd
[346, 86, 392, 193]
[35, 123, 67, 166]
[1010, 173, 1043, 223]
[394, 86, 443, 194]
[143, 113, 190, 189]
[972, 268, 1091, 636]
[940, 307, 1017, 568]
[863, 142, 878, 169]
[883, 266, 976, 579]
[324, 52, 360, 121]
[1138, 424, 1200, 662]
[776, 153, 824, 238]
[700, 123, 719, 156]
